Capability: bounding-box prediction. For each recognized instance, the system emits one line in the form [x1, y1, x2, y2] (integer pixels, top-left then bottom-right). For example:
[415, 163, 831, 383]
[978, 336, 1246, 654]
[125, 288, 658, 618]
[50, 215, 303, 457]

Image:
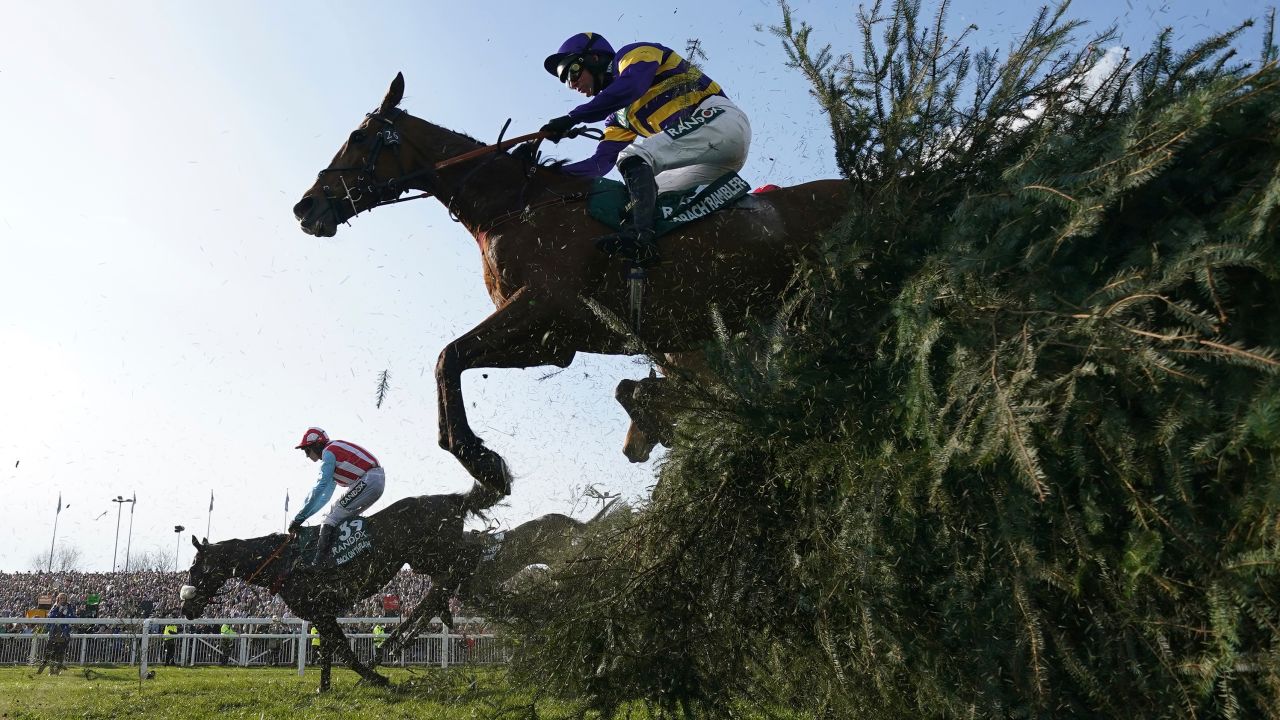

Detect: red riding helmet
[295, 427, 329, 449]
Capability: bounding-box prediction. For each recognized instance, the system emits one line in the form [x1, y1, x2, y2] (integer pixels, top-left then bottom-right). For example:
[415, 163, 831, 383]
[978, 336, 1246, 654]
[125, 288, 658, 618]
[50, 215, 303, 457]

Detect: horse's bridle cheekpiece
[313, 109, 447, 225]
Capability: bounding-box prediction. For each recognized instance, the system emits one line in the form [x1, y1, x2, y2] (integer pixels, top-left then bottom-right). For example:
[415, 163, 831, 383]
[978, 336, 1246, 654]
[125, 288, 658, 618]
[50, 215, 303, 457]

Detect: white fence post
[139, 619, 151, 678]
[297, 621, 307, 676]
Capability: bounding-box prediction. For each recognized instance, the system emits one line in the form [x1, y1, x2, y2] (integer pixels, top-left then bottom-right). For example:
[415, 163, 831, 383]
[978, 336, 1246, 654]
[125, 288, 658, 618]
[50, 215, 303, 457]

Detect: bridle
[310, 109, 603, 230]
[181, 536, 292, 607]
[312, 108, 448, 225]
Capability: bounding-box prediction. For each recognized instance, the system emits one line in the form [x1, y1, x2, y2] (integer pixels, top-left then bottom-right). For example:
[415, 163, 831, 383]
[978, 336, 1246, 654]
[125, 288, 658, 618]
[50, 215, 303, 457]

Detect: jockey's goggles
[557, 54, 587, 85]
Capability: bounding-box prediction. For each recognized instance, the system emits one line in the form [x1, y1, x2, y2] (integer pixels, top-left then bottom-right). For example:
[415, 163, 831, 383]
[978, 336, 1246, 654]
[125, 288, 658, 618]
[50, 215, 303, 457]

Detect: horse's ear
[380, 72, 405, 115]
[191, 535, 202, 551]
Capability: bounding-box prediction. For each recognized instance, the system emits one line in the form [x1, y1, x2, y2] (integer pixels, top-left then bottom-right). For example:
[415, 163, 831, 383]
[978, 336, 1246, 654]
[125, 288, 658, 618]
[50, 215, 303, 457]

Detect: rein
[317, 114, 603, 221]
[433, 130, 547, 170]
[244, 536, 293, 586]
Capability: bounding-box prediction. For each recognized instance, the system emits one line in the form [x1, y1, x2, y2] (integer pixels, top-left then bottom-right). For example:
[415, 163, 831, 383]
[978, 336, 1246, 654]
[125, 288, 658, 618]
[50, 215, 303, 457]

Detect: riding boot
[595, 156, 660, 267]
[311, 524, 337, 567]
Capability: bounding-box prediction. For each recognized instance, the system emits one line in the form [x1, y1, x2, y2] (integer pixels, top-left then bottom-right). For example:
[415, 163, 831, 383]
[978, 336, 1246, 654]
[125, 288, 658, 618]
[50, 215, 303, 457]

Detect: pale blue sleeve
[292, 450, 336, 526]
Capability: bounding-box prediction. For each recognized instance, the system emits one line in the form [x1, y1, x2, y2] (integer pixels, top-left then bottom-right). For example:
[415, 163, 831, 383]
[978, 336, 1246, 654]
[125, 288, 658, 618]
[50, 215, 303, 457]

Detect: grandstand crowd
[1, 569, 438, 621]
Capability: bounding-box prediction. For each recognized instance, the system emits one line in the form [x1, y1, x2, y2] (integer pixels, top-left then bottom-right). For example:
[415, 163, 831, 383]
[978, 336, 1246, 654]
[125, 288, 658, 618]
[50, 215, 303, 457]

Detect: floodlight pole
[124, 492, 137, 571]
[174, 525, 186, 572]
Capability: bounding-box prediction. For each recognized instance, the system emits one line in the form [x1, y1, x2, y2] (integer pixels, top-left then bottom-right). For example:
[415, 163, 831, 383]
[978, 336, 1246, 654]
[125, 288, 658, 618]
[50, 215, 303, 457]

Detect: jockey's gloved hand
[288, 522, 302, 536]
[541, 115, 575, 143]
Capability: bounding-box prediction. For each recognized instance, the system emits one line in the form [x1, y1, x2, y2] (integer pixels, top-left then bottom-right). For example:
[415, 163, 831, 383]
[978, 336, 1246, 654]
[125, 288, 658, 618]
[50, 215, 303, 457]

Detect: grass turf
[0, 665, 577, 719]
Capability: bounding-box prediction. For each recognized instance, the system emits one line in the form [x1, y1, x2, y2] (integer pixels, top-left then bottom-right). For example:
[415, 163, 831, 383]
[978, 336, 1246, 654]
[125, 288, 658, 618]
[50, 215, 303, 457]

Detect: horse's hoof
[459, 444, 512, 496]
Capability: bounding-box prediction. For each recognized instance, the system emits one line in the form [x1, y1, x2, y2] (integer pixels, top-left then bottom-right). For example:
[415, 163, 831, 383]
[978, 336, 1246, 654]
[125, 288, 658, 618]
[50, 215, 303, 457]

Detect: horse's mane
[395, 104, 578, 180]
[206, 534, 287, 563]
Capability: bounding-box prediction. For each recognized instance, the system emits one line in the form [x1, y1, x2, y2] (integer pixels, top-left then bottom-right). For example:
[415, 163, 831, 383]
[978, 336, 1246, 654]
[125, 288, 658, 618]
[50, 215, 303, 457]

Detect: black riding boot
[311, 524, 336, 566]
[595, 156, 660, 267]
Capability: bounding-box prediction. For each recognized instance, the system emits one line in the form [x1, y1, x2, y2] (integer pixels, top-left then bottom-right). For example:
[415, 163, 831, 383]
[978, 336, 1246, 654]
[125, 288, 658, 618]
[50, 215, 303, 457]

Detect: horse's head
[293, 73, 414, 237]
[617, 377, 670, 463]
[179, 535, 234, 620]
[615, 369, 674, 463]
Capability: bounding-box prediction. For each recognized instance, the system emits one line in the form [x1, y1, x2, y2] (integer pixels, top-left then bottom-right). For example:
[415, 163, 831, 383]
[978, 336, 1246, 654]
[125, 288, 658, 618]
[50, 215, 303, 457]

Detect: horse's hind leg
[436, 288, 578, 494]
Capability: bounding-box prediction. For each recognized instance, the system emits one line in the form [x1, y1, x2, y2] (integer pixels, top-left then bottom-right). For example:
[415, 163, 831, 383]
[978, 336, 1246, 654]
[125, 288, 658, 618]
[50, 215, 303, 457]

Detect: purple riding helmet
[544, 32, 616, 88]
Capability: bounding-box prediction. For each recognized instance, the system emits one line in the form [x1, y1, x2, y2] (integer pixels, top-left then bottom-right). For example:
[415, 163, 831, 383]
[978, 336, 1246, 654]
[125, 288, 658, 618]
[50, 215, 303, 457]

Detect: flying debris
[375, 370, 391, 408]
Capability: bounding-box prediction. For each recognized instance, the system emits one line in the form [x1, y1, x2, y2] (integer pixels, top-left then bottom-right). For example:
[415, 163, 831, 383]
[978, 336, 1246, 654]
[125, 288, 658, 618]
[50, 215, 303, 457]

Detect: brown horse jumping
[293, 73, 847, 494]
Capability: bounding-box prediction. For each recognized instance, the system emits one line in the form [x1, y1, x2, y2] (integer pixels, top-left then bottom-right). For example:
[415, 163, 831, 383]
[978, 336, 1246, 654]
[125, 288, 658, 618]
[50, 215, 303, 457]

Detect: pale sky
[1, 0, 1265, 571]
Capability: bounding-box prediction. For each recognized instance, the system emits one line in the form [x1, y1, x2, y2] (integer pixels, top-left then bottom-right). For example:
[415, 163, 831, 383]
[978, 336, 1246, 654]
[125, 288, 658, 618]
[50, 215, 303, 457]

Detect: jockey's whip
[434, 126, 604, 171]
[244, 535, 293, 585]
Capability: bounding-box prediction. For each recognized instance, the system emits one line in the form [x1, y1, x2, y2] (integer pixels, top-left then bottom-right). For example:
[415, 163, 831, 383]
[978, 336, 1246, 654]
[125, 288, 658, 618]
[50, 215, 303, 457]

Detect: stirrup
[595, 229, 660, 267]
[627, 236, 660, 267]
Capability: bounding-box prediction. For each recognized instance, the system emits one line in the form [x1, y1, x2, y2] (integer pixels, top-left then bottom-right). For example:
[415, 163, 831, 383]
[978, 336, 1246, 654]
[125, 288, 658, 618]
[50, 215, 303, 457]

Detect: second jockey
[289, 427, 385, 566]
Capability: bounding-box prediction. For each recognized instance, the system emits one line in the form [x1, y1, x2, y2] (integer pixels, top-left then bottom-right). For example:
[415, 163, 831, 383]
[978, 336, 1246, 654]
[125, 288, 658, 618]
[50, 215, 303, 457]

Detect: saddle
[282, 518, 377, 575]
[587, 172, 754, 239]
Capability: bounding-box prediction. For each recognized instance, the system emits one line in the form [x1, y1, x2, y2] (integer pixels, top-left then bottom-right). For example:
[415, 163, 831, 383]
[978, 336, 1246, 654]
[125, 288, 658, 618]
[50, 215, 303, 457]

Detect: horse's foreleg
[372, 584, 445, 666]
[436, 288, 578, 494]
[318, 646, 331, 692]
[315, 617, 388, 688]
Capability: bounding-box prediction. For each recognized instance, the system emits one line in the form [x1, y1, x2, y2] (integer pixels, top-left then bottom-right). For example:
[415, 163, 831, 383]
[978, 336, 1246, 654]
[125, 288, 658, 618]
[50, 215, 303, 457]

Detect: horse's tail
[461, 481, 504, 517]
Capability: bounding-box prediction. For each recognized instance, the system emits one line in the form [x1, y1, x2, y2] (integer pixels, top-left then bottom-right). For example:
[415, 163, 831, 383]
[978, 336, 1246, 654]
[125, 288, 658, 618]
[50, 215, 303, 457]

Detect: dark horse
[292, 73, 848, 494]
[179, 486, 616, 691]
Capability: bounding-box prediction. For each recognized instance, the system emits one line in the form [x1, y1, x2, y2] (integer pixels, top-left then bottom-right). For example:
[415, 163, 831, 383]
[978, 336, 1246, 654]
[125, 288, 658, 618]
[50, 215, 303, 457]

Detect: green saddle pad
[295, 517, 375, 567]
[588, 172, 753, 238]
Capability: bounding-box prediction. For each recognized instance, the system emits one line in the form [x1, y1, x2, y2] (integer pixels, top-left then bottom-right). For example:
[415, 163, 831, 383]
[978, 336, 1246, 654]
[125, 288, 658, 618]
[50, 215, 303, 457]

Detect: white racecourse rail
[0, 616, 507, 676]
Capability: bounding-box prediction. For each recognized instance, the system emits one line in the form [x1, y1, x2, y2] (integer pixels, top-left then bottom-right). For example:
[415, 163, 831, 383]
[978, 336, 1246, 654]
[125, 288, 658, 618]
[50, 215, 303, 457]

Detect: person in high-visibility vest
[219, 623, 237, 666]
[162, 621, 179, 666]
[309, 625, 321, 663]
[371, 623, 386, 663]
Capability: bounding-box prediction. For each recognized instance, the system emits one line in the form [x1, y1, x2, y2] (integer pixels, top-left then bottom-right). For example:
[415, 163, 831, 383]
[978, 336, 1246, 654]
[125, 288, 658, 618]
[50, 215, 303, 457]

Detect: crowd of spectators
[0, 569, 438, 621]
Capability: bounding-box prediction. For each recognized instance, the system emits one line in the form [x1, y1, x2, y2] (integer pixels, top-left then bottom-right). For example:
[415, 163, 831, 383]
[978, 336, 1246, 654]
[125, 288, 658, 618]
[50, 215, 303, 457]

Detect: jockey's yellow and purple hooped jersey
[563, 42, 727, 177]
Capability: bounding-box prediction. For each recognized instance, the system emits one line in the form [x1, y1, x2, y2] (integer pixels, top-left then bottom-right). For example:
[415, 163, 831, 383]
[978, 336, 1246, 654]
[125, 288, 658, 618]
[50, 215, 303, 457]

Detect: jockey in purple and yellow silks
[541, 32, 752, 267]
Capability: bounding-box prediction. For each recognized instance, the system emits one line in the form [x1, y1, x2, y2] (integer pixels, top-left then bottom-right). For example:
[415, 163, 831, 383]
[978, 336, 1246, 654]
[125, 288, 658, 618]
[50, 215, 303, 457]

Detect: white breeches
[617, 95, 752, 193]
[322, 467, 385, 526]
